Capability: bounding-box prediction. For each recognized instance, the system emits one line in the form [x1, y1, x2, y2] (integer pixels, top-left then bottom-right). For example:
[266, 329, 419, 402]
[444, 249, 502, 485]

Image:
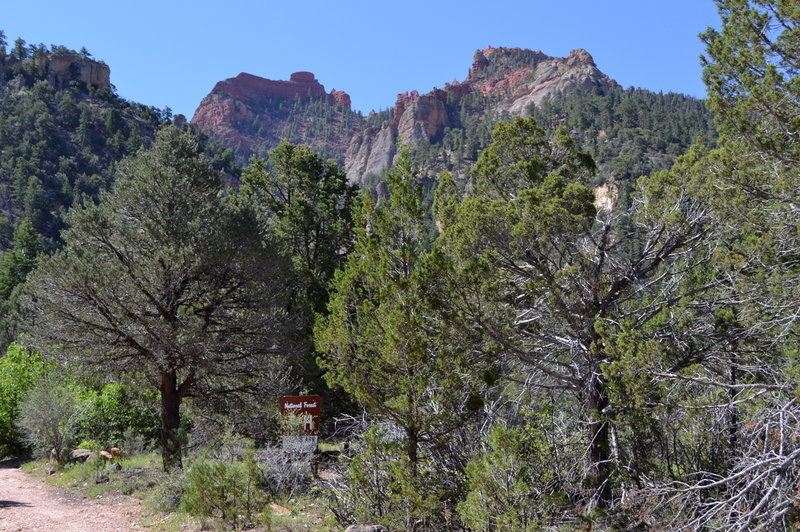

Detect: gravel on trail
[0, 458, 145, 532]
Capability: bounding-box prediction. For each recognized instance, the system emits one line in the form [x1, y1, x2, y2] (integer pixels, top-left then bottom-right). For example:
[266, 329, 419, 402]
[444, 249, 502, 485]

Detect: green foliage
[701, 0, 800, 162]
[27, 126, 292, 470]
[242, 140, 357, 315]
[458, 423, 562, 531]
[437, 113, 714, 509]
[0, 342, 49, 455]
[74, 381, 160, 449]
[17, 375, 81, 461]
[531, 87, 716, 183]
[328, 425, 444, 530]
[76, 439, 102, 451]
[0, 51, 166, 248]
[317, 152, 493, 527]
[226, 94, 362, 165]
[0, 219, 42, 345]
[180, 449, 265, 529]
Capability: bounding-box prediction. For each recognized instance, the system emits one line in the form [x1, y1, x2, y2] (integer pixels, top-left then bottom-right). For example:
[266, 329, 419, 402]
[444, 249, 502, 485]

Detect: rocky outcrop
[192, 47, 619, 185]
[192, 71, 354, 159]
[594, 177, 619, 212]
[202, 71, 330, 107]
[44, 53, 110, 90]
[345, 122, 398, 182]
[394, 89, 450, 143]
[498, 49, 618, 115]
[341, 47, 618, 183]
[0, 53, 111, 91]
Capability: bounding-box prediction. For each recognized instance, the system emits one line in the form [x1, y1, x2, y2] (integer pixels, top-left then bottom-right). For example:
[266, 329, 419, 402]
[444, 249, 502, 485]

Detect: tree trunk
[587, 362, 612, 507]
[405, 426, 420, 531]
[160, 371, 183, 471]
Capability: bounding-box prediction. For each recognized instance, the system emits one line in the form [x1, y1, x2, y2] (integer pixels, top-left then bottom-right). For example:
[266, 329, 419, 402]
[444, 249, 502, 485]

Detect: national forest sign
[279, 395, 322, 452]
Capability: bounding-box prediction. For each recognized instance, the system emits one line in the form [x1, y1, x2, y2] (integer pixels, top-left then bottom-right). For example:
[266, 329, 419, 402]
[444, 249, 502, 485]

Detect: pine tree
[27, 126, 292, 470]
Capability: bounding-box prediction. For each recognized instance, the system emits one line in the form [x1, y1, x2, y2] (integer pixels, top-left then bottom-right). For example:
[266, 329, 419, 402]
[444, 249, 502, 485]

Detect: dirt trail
[0, 459, 144, 531]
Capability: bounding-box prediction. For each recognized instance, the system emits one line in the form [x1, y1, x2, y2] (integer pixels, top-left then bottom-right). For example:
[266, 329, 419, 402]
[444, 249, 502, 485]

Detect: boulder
[70, 449, 96, 463]
[344, 526, 388, 532]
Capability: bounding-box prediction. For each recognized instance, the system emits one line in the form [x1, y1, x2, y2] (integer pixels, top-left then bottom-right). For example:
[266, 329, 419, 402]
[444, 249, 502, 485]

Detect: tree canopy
[27, 126, 293, 469]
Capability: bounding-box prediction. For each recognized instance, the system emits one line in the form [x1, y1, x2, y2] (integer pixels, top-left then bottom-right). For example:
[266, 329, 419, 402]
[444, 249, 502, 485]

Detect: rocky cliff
[191, 47, 619, 183]
[0, 52, 111, 92]
[43, 53, 111, 90]
[343, 47, 618, 182]
[192, 71, 358, 159]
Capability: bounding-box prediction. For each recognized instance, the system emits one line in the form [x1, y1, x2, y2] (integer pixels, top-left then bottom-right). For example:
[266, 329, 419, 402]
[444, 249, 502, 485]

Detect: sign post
[279, 395, 322, 452]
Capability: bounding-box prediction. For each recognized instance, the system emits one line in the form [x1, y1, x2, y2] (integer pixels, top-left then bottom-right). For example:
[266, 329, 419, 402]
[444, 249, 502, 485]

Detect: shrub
[324, 424, 443, 530]
[16, 375, 82, 462]
[256, 446, 312, 499]
[0, 343, 49, 455]
[76, 439, 102, 451]
[75, 381, 160, 448]
[180, 449, 265, 529]
[457, 423, 566, 531]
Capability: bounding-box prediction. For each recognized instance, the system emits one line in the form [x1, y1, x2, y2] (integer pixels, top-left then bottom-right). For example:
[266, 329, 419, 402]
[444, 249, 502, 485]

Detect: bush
[16, 375, 81, 462]
[324, 424, 444, 531]
[180, 449, 265, 529]
[148, 466, 187, 512]
[76, 439, 102, 451]
[256, 446, 312, 498]
[457, 423, 566, 531]
[0, 343, 49, 455]
[75, 380, 160, 449]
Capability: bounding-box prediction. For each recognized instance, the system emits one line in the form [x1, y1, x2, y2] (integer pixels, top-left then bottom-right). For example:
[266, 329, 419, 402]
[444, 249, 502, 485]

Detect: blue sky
[3, 1, 720, 117]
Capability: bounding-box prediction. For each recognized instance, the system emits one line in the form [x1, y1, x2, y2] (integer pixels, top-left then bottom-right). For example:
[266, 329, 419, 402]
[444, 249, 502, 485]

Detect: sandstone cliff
[44, 53, 111, 90]
[192, 71, 357, 159]
[0, 52, 111, 92]
[342, 47, 618, 183]
[191, 47, 619, 184]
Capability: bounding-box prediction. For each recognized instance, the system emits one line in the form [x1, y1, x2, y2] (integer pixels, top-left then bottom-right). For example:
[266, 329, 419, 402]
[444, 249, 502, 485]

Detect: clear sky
[2, 1, 721, 118]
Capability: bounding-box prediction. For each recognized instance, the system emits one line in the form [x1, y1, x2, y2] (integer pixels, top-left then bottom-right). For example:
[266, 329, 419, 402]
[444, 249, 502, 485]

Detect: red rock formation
[207, 72, 331, 106]
[192, 71, 356, 161]
[192, 47, 620, 185]
[331, 90, 351, 108]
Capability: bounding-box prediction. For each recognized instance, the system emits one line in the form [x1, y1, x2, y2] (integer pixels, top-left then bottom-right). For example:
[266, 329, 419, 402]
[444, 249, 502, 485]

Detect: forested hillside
[193, 47, 717, 194]
[0, 35, 170, 249]
[0, 36, 237, 348]
[1, 1, 799, 530]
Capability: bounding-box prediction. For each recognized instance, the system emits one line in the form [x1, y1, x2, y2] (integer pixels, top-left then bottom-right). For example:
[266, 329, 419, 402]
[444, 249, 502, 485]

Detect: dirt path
[0, 459, 145, 532]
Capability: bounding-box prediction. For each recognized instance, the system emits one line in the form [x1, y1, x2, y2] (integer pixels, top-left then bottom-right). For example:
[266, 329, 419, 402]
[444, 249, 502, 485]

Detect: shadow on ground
[0, 500, 32, 508]
[0, 457, 29, 469]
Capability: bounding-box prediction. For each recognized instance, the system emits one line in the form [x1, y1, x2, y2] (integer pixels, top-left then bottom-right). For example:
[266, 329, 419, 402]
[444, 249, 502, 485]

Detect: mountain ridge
[191, 46, 621, 183]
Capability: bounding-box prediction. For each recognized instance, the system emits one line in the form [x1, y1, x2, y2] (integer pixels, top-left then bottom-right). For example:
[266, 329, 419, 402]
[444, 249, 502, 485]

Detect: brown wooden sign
[279, 395, 321, 435]
[279, 395, 322, 451]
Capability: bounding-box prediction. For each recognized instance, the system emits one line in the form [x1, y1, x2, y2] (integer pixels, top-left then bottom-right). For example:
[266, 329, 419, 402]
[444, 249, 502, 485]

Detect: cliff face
[342, 47, 618, 182]
[0, 53, 111, 92]
[192, 71, 357, 159]
[44, 54, 111, 90]
[191, 47, 619, 183]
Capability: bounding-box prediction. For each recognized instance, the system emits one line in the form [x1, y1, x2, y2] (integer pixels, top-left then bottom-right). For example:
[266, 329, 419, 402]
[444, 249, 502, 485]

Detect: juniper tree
[437, 117, 713, 508]
[316, 153, 493, 528]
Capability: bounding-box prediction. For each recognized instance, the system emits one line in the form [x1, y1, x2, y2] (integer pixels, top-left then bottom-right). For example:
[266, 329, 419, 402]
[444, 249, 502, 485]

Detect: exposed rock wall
[45, 54, 110, 90]
[192, 71, 354, 158]
[191, 47, 619, 184]
[0, 53, 111, 91]
[342, 47, 618, 183]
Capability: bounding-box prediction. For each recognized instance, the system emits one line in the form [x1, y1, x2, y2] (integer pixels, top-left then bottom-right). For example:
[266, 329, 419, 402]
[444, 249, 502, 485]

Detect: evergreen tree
[316, 152, 491, 527]
[242, 140, 357, 314]
[26, 126, 292, 470]
[438, 117, 712, 508]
